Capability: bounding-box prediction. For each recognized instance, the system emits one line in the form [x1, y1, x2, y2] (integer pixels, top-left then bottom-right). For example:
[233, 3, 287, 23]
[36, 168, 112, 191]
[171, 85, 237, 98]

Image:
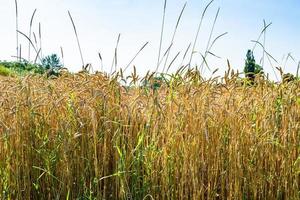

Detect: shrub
[0, 56, 65, 77]
[0, 65, 12, 76]
[142, 74, 168, 90]
[0, 61, 47, 76]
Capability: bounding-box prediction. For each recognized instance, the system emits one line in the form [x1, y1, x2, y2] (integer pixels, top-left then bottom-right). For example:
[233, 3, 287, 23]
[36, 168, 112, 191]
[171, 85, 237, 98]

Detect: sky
[0, 0, 299, 79]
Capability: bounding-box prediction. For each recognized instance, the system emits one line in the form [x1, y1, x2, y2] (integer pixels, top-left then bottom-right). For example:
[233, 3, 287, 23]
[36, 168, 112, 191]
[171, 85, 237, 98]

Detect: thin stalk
[98, 52, 103, 72]
[166, 51, 180, 73]
[34, 48, 41, 64]
[39, 23, 43, 58]
[17, 30, 40, 62]
[207, 51, 221, 59]
[28, 9, 37, 61]
[188, 0, 214, 69]
[162, 2, 187, 73]
[296, 61, 300, 78]
[19, 44, 22, 62]
[180, 43, 191, 66]
[251, 40, 278, 63]
[123, 42, 149, 73]
[252, 21, 272, 52]
[155, 0, 167, 73]
[283, 53, 296, 72]
[15, 0, 19, 61]
[110, 34, 121, 74]
[205, 32, 228, 59]
[60, 47, 65, 67]
[33, 32, 38, 49]
[251, 40, 279, 81]
[262, 20, 266, 68]
[200, 7, 220, 73]
[68, 11, 85, 69]
[158, 43, 173, 68]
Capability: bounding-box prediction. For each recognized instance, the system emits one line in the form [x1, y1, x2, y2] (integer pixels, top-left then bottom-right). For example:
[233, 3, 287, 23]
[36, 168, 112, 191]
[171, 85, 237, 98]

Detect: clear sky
[0, 0, 299, 79]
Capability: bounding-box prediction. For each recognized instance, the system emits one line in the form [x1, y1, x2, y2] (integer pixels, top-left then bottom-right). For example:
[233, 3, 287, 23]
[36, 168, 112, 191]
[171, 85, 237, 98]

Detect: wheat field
[0, 71, 299, 199]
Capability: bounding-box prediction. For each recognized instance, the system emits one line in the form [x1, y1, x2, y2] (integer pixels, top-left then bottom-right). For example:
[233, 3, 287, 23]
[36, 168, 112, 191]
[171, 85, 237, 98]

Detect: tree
[244, 50, 263, 81]
[42, 54, 62, 69]
[41, 54, 62, 76]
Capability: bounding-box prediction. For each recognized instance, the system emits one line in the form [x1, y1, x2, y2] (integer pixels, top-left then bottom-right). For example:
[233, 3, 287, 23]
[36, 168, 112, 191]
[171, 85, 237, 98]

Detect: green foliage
[142, 74, 168, 90]
[0, 54, 64, 77]
[41, 54, 63, 77]
[152, 76, 163, 90]
[0, 65, 13, 76]
[244, 50, 263, 79]
[0, 61, 46, 76]
[41, 54, 62, 70]
[244, 50, 255, 74]
[254, 63, 263, 74]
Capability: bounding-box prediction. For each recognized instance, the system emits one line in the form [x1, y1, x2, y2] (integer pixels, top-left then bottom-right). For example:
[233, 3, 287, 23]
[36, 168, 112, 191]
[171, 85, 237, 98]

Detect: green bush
[0, 54, 64, 77]
[142, 75, 168, 90]
[0, 65, 12, 76]
[0, 61, 47, 76]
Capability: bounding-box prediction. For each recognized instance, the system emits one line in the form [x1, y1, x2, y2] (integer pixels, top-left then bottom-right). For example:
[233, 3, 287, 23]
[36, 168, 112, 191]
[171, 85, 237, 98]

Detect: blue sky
[0, 0, 299, 79]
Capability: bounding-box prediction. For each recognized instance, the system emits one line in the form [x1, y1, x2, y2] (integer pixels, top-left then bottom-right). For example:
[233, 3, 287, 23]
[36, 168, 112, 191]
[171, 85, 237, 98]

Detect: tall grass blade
[261, 20, 267, 68]
[252, 21, 272, 52]
[283, 53, 296, 71]
[17, 30, 40, 61]
[28, 9, 37, 61]
[207, 51, 221, 59]
[124, 42, 149, 73]
[200, 52, 210, 72]
[158, 43, 173, 68]
[14, 0, 19, 61]
[297, 61, 300, 77]
[34, 48, 41, 64]
[208, 32, 228, 50]
[180, 43, 191, 66]
[200, 7, 220, 73]
[68, 11, 85, 69]
[188, 0, 214, 69]
[33, 32, 38, 49]
[19, 44, 22, 62]
[98, 52, 103, 72]
[155, 0, 167, 73]
[251, 40, 278, 63]
[110, 33, 121, 74]
[162, 2, 187, 73]
[251, 40, 279, 81]
[166, 51, 180, 73]
[39, 23, 43, 58]
[60, 46, 64, 67]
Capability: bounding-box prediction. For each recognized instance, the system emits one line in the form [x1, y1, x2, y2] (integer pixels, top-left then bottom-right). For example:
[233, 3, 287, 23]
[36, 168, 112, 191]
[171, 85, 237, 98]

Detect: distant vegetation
[0, 60, 46, 76]
[244, 49, 263, 80]
[0, 53, 63, 77]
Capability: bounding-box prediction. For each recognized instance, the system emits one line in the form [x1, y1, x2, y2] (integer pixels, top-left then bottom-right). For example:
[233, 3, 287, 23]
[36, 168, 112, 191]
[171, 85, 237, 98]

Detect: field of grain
[0, 71, 298, 199]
